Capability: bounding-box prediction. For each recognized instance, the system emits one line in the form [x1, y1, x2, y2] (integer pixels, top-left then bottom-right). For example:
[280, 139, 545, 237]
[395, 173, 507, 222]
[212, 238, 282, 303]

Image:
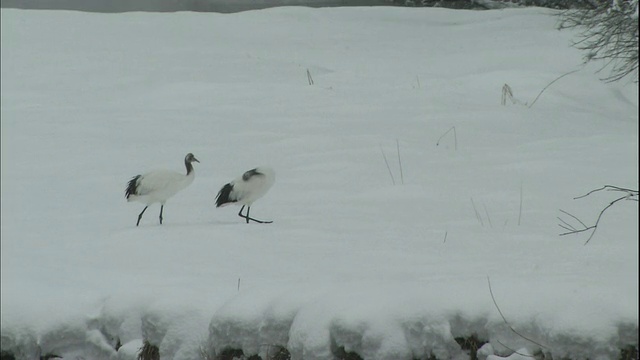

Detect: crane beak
[193, 157, 200, 163]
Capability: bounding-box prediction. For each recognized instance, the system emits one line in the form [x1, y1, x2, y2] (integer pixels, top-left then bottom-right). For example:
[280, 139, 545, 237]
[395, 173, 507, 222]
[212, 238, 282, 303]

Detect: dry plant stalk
[306, 69, 314, 85]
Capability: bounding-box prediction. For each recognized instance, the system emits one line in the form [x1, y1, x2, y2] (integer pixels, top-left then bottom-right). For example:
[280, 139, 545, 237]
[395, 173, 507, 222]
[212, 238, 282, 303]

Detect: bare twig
[436, 126, 457, 151]
[380, 145, 396, 185]
[307, 69, 314, 85]
[487, 277, 549, 350]
[443, 231, 448, 244]
[574, 185, 638, 199]
[559, 2, 638, 83]
[471, 197, 484, 227]
[518, 183, 523, 226]
[483, 202, 493, 228]
[558, 209, 589, 229]
[528, 69, 580, 108]
[396, 139, 404, 185]
[561, 195, 632, 244]
[557, 215, 578, 231]
[558, 185, 638, 245]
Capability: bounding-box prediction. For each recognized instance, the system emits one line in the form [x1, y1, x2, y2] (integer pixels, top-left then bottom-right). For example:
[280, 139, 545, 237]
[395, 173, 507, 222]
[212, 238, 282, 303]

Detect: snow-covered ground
[1, 6, 638, 360]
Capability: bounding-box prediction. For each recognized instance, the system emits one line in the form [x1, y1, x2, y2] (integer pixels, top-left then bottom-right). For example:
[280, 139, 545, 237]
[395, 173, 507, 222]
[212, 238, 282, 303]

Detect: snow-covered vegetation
[1, 6, 637, 360]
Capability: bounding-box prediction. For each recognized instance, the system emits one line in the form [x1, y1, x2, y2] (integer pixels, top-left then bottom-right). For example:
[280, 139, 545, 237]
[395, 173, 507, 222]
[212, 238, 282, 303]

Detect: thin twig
[487, 276, 549, 350]
[443, 231, 448, 244]
[518, 183, 523, 226]
[559, 224, 595, 236]
[396, 139, 404, 185]
[574, 185, 638, 199]
[528, 69, 580, 108]
[557, 216, 577, 231]
[558, 223, 576, 233]
[453, 127, 458, 151]
[583, 195, 630, 245]
[380, 145, 396, 185]
[558, 3, 638, 83]
[483, 202, 493, 228]
[436, 126, 457, 151]
[558, 209, 589, 229]
[559, 185, 638, 244]
[471, 197, 484, 227]
[306, 69, 314, 85]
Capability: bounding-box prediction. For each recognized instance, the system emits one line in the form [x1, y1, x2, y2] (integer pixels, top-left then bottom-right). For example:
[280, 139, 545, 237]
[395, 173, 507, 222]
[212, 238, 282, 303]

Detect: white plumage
[126, 153, 199, 226]
[215, 166, 275, 224]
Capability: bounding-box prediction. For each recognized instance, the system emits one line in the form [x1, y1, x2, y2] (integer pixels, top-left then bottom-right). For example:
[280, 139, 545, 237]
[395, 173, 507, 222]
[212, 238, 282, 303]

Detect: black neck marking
[185, 159, 194, 175]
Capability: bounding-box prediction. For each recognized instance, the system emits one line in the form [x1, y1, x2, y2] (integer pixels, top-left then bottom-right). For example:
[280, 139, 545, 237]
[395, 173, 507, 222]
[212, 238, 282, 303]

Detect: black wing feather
[215, 183, 236, 207]
[125, 175, 142, 199]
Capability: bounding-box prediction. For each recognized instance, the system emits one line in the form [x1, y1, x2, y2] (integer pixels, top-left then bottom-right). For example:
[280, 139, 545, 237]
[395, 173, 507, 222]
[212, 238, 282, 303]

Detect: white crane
[215, 167, 275, 224]
[125, 153, 200, 226]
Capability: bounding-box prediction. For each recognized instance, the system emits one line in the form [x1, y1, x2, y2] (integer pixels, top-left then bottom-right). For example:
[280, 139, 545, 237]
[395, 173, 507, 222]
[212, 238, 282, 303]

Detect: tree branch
[559, 185, 638, 245]
[574, 185, 638, 199]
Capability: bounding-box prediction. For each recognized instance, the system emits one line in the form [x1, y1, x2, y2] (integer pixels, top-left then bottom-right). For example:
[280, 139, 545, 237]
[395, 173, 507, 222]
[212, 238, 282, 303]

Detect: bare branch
[559, 1, 638, 83]
[557, 217, 577, 231]
[583, 195, 631, 245]
[558, 209, 589, 229]
[558, 221, 595, 236]
[558, 186, 638, 245]
[558, 223, 577, 233]
[487, 277, 549, 350]
[574, 185, 639, 199]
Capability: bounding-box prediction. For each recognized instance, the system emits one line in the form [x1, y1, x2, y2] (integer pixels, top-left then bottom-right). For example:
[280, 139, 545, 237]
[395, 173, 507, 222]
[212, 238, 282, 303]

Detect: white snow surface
[1, 6, 638, 360]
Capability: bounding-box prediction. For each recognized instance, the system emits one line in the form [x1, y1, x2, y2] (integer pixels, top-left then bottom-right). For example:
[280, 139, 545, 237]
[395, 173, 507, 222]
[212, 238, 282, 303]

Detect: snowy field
[1, 6, 638, 360]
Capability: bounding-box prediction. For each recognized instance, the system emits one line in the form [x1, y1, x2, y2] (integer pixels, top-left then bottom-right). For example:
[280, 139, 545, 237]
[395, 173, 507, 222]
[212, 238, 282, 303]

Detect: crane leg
[238, 205, 272, 224]
[137, 206, 148, 226]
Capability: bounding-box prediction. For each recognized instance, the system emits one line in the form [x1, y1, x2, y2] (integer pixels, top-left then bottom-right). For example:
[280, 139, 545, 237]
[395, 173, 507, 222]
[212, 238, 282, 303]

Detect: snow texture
[1, 5, 638, 360]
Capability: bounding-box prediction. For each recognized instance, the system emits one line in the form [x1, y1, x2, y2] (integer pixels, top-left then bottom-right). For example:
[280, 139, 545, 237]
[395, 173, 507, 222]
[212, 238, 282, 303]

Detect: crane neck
[185, 160, 195, 175]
